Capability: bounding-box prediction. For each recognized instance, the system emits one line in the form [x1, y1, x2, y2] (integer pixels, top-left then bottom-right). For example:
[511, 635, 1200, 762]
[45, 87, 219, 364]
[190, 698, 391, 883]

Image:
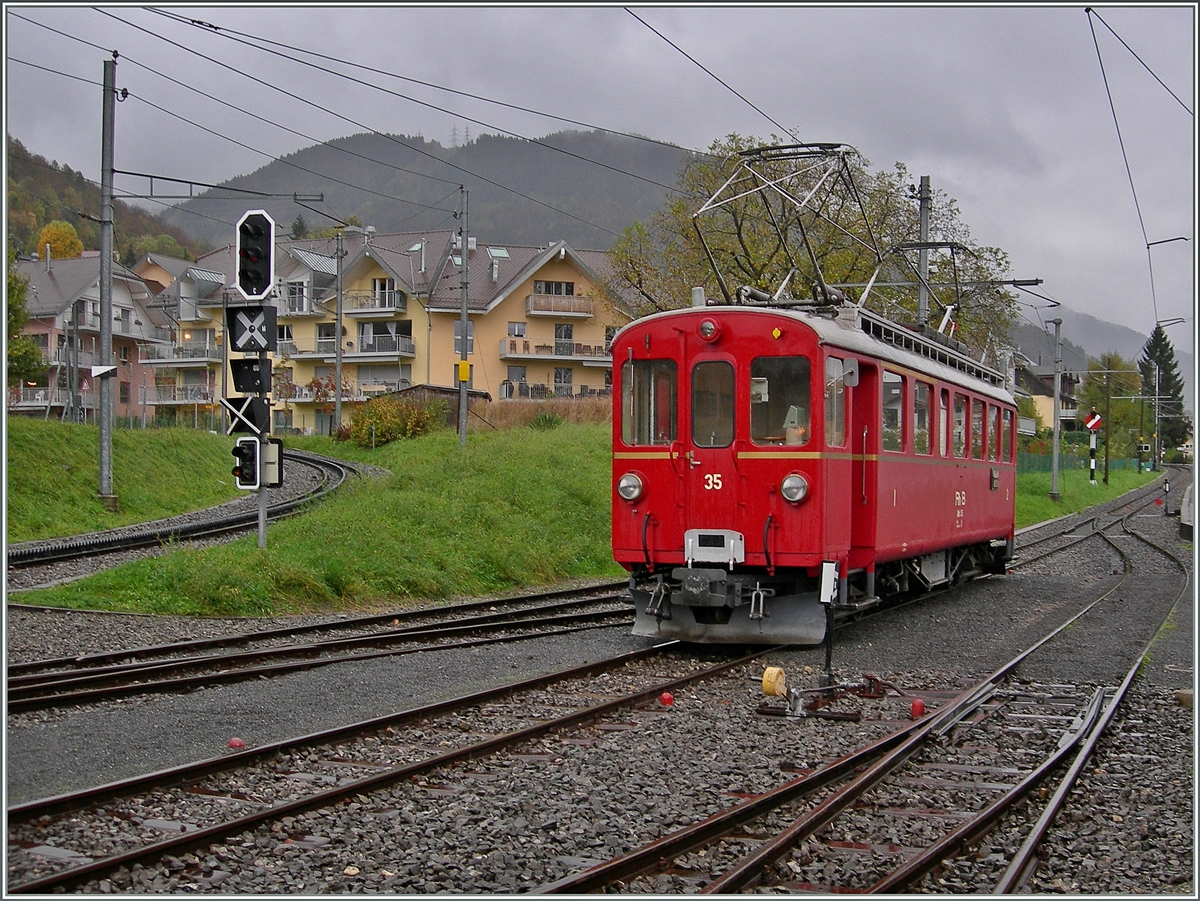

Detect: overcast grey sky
[4, 3, 1195, 359]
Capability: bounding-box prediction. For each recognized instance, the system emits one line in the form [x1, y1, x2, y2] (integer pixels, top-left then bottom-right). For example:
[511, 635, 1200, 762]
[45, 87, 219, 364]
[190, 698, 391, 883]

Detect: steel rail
[537, 564, 1133, 895]
[7, 580, 629, 675]
[991, 509, 1193, 893]
[7, 644, 768, 894]
[6, 609, 633, 712]
[8, 592, 628, 690]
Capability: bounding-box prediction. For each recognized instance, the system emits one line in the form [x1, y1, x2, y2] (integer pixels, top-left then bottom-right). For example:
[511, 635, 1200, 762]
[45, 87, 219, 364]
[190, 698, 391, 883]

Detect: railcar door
[822, 355, 856, 570]
[849, 359, 879, 564]
[682, 356, 741, 563]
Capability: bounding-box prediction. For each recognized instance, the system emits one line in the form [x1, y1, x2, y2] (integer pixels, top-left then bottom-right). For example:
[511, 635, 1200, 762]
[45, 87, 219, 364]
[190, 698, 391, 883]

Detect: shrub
[349, 395, 441, 447]
[529, 411, 564, 431]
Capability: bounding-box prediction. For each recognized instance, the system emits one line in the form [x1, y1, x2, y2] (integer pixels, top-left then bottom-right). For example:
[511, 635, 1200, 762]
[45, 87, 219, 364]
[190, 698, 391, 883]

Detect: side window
[988, 405, 1001, 462]
[882, 370, 904, 452]
[750, 356, 811, 446]
[621, 359, 677, 446]
[692, 360, 735, 448]
[971, 399, 984, 459]
[914, 381, 932, 455]
[939, 388, 949, 457]
[953, 393, 967, 457]
[1002, 409, 1014, 462]
[825, 357, 847, 447]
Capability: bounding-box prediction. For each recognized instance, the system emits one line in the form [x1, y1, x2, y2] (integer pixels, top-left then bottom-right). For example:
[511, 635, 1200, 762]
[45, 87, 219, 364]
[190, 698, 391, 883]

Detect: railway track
[5, 494, 1188, 893]
[6, 448, 360, 577]
[537, 495, 1192, 893]
[6, 583, 632, 712]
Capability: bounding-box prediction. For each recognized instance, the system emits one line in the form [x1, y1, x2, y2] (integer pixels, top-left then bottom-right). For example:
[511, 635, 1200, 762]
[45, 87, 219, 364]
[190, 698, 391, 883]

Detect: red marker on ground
[228, 737, 245, 749]
[659, 692, 674, 707]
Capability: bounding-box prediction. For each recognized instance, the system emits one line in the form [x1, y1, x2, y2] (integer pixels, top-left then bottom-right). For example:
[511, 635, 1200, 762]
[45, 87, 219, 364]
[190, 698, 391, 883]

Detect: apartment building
[97, 227, 631, 434]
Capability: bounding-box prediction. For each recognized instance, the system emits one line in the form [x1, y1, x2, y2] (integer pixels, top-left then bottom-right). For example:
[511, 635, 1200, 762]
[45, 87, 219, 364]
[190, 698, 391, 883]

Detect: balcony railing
[349, 335, 416, 356]
[526, 294, 593, 317]
[497, 381, 612, 400]
[145, 385, 216, 404]
[498, 339, 611, 360]
[344, 290, 407, 313]
[51, 348, 100, 367]
[139, 343, 222, 363]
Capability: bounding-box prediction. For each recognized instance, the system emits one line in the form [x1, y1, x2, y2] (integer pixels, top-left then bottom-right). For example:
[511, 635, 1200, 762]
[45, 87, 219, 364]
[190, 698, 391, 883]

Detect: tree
[35, 220, 84, 260]
[1138, 324, 1191, 455]
[6, 247, 46, 386]
[603, 134, 1016, 358]
[291, 214, 308, 239]
[1077, 352, 1141, 460]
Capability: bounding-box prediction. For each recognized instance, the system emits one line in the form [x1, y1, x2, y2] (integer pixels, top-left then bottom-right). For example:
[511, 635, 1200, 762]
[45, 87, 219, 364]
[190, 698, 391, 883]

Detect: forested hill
[6, 135, 207, 263]
[160, 129, 694, 250]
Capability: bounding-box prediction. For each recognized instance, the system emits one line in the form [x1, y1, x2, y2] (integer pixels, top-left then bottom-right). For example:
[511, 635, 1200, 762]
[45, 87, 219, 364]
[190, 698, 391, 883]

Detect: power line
[106, 8, 682, 196]
[625, 8, 798, 143]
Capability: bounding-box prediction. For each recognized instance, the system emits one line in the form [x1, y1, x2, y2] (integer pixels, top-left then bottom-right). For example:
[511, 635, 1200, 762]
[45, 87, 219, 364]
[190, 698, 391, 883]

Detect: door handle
[687, 450, 701, 467]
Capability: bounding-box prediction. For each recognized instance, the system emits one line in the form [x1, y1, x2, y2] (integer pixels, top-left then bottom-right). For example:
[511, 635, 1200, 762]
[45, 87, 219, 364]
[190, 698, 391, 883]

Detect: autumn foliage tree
[605, 134, 1017, 359]
[36, 220, 84, 259]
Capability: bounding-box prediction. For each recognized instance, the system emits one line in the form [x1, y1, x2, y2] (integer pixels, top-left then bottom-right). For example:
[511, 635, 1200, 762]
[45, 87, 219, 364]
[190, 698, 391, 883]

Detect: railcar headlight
[617, 472, 645, 502]
[780, 473, 809, 503]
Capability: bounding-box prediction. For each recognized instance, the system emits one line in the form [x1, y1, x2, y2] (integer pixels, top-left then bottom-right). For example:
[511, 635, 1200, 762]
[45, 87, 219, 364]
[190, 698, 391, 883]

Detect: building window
[554, 323, 574, 355]
[119, 382, 130, 403]
[454, 320, 475, 355]
[507, 365, 527, 383]
[285, 282, 307, 314]
[118, 345, 130, 363]
[508, 322, 526, 338]
[534, 280, 574, 296]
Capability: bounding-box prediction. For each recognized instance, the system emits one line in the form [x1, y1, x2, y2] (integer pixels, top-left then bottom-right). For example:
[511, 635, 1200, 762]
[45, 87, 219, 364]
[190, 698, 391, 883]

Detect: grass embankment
[7, 419, 623, 616]
[1015, 468, 1161, 528]
[6, 414, 1163, 616]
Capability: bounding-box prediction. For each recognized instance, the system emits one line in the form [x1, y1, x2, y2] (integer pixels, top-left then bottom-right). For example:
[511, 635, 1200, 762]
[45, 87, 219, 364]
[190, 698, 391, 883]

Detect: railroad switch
[757, 667, 908, 721]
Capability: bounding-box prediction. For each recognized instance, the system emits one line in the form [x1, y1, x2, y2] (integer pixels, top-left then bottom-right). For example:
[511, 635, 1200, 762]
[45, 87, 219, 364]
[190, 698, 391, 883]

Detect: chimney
[45, 244, 51, 272]
[491, 259, 499, 282]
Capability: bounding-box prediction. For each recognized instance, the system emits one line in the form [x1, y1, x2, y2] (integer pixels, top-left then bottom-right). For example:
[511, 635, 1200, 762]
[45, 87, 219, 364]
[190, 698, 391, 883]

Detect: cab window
[882, 370, 904, 452]
[621, 359, 677, 446]
[1002, 409, 1014, 462]
[988, 404, 1001, 462]
[750, 356, 811, 446]
[825, 357, 847, 447]
[692, 360, 734, 447]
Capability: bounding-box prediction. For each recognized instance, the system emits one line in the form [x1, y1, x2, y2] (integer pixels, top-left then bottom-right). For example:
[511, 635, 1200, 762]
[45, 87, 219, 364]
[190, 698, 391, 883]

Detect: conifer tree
[1137, 324, 1191, 457]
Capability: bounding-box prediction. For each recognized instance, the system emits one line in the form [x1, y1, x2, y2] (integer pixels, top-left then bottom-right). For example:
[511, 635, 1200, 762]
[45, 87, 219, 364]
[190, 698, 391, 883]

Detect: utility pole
[458, 188, 470, 448]
[916, 176, 931, 328]
[98, 55, 117, 511]
[1048, 318, 1063, 501]
[335, 228, 344, 435]
[1103, 372, 1111, 485]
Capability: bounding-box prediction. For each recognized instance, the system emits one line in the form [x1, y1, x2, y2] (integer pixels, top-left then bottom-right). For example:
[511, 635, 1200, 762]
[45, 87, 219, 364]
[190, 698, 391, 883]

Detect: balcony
[347, 335, 416, 358]
[526, 293, 593, 318]
[139, 343, 222, 365]
[498, 339, 611, 362]
[344, 290, 407, 315]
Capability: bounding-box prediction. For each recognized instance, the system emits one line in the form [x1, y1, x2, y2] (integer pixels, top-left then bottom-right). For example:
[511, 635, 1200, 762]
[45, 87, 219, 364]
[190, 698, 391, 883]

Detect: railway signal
[231, 437, 260, 490]
[235, 210, 275, 300]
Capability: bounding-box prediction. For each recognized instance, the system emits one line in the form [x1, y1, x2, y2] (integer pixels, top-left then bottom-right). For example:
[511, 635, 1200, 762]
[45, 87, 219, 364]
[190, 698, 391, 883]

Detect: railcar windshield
[692, 360, 735, 447]
[621, 359, 677, 445]
[750, 356, 811, 445]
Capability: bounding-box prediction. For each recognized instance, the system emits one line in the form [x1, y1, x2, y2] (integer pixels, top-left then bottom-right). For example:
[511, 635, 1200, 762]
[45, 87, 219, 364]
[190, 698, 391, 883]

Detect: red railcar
[612, 300, 1017, 644]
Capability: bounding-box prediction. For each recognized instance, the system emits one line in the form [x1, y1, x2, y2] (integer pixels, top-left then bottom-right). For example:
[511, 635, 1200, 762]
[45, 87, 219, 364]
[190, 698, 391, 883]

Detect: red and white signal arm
[1084, 411, 1102, 431]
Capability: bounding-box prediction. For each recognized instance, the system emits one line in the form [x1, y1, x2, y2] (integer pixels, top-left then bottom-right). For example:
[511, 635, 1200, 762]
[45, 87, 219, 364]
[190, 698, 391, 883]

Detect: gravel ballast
[6, 507, 1193, 893]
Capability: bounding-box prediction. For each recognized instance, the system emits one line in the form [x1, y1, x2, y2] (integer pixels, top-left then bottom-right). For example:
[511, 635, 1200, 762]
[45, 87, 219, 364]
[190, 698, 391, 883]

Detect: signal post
[222, 210, 281, 548]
